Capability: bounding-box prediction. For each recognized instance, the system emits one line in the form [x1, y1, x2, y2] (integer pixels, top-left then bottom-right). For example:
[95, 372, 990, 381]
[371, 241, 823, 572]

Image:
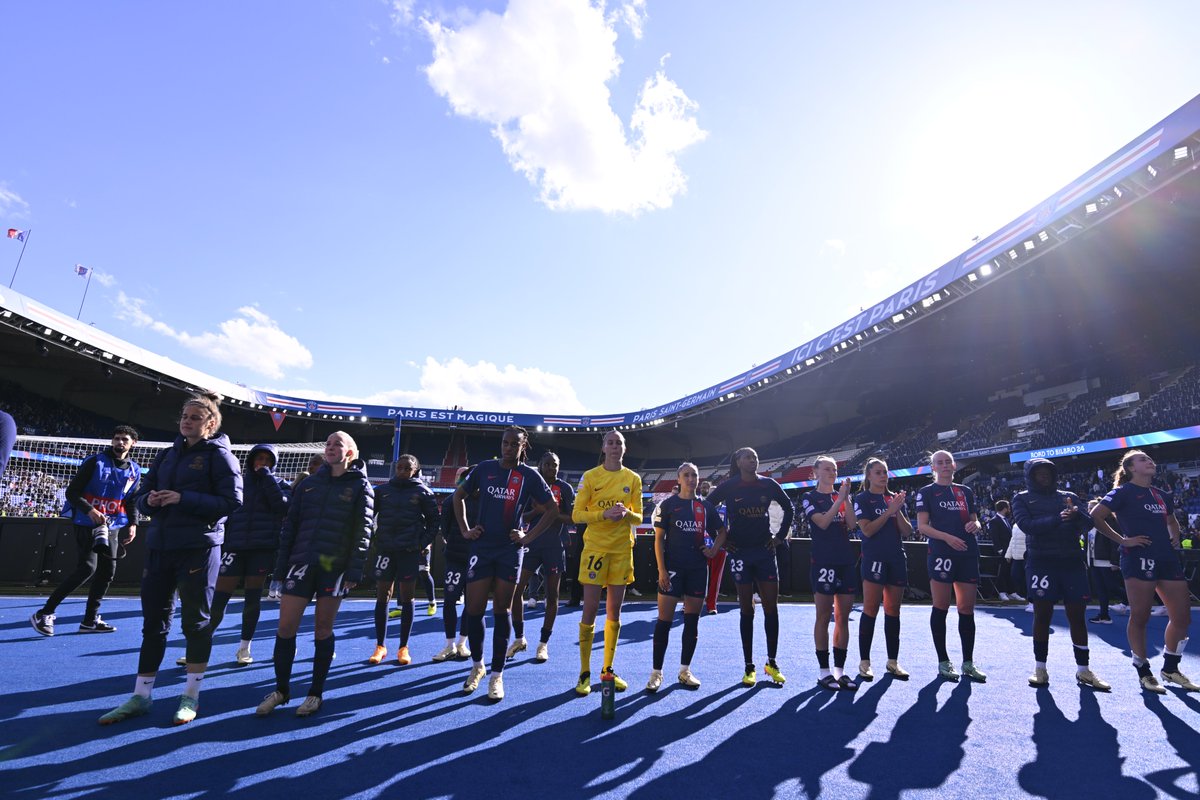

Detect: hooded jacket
[373, 476, 440, 553]
[1011, 457, 1089, 561]
[133, 433, 243, 550]
[275, 461, 374, 583]
[224, 443, 291, 551]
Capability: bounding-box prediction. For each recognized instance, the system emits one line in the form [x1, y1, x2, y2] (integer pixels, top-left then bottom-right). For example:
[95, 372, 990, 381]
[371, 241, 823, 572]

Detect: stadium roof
[2, 94, 1199, 449]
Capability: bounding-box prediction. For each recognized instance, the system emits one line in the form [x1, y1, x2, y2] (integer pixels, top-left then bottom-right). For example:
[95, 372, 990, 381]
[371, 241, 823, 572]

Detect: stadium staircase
[437, 433, 469, 487]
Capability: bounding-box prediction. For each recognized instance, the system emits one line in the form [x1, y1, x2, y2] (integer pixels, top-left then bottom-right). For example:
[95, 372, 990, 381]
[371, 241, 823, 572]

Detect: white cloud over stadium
[277, 356, 587, 414]
[0, 184, 30, 217]
[421, 0, 707, 214]
[114, 293, 313, 380]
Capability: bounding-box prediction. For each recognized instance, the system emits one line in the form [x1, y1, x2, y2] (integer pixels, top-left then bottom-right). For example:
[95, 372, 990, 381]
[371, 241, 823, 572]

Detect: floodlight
[980, 263, 993, 276]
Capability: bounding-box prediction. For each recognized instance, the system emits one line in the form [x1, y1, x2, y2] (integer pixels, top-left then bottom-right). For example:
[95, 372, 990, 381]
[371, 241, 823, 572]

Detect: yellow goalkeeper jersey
[572, 464, 643, 551]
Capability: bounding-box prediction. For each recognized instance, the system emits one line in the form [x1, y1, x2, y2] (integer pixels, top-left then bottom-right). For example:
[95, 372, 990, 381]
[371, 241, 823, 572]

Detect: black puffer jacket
[1011, 457, 1089, 561]
[373, 476, 440, 553]
[275, 462, 374, 583]
[224, 444, 290, 551]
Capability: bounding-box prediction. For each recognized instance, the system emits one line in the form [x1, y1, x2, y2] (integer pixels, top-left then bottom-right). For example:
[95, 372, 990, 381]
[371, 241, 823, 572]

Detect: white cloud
[115, 293, 313, 380]
[273, 356, 587, 414]
[389, 0, 417, 28]
[93, 271, 116, 288]
[608, 0, 647, 39]
[422, 0, 706, 214]
[820, 239, 847, 259]
[0, 184, 30, 217]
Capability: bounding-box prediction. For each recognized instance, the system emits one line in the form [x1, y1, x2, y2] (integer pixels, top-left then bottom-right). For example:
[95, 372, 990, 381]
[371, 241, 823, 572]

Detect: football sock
[884, 613, 901, 661]
[579, 622, 595, 675]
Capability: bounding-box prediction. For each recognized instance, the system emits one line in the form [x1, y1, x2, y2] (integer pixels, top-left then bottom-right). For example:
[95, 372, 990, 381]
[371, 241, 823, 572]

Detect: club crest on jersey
[188, 456, 205, 471]
[339, 488, 354, 502]
[589, 571, 598, 580]
[286, 580, 296, 590]
[1035, 589, 1045, 597]
[623, 487, 630, 494]
[938, 571, 950, 580]
[1145, 570, 1154, 579]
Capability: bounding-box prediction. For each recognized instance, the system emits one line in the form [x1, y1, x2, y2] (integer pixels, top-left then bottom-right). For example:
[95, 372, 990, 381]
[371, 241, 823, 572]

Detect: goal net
[2, 436, 325, 519]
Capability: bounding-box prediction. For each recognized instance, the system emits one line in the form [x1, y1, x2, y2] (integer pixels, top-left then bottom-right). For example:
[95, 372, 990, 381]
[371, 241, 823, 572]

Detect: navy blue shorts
[522, 544, 565, 576]
[861, 554, 908, 587]
[1120, 549, 1186, 582]
[443, 557, 468, 600]
[727, 545, 777, 585]
[662, 563, 708, 598]
[373, 550, 423, 584]
[218, 547, 275, 580]
[1026, 558, 1090, 604]
[927, 551, 980, 585]
[811, 562, 859, 595]
[280, 562, 350, 599]
[467, 546, 523, 584]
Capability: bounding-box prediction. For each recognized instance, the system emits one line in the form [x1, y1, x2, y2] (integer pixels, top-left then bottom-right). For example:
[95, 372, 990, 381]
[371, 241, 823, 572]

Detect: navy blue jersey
[652, 495, 723, 570]
[1100, 483, 1176, 557]
[801, 489, 856, 564]
[853, 490, 904, 563]
[706, 476, 794, 548]
[523, 477, 575, 550]
[915, 482, 978, 558]
[462, 460, 552, 548]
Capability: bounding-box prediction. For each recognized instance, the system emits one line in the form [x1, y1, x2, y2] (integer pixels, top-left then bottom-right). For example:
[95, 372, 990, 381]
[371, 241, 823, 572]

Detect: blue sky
[3, 1, 1198, 416]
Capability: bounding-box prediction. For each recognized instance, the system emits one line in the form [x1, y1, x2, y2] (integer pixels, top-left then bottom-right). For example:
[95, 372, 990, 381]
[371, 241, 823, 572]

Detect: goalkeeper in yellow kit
[573, 430, 643, 696]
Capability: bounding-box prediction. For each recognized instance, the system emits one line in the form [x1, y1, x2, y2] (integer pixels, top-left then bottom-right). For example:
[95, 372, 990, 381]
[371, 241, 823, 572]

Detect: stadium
[3, 94, 1200, 799]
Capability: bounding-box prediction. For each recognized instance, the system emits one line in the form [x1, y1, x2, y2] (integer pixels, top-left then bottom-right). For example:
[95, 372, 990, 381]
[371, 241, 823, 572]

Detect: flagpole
[7, 229, 31, 288]
[76, 269, 93, 319]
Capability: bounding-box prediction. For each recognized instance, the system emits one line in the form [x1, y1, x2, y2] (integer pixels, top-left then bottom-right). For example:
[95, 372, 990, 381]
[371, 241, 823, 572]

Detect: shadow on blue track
[1018, 687, 1155, 799]
[849, 677, 971, 799]
[1142, 691, 1200, 799]
[631, 677, 892, 800]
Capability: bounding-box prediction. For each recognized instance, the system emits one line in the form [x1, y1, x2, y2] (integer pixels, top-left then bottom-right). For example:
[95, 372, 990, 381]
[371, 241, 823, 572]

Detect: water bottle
[600, 670, 615, 720]
[91, 517, 112, 554]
